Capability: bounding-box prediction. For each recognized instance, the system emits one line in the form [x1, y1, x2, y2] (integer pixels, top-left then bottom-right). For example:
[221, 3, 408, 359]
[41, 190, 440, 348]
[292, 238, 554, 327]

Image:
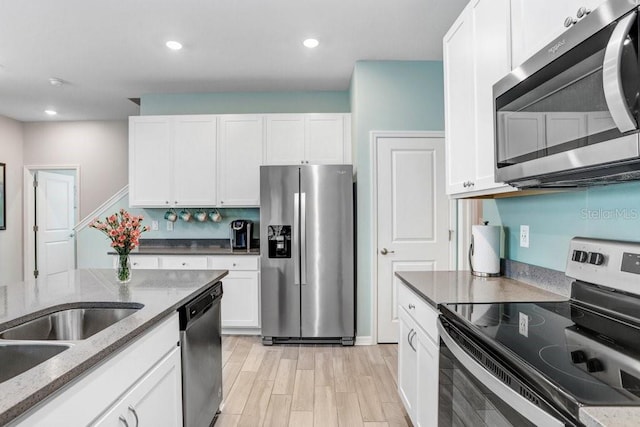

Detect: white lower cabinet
[398, 283, 439, 427]
[93, 348, 182, 427]
[112, 254, 261, 331]
[15, 314, 181, 426]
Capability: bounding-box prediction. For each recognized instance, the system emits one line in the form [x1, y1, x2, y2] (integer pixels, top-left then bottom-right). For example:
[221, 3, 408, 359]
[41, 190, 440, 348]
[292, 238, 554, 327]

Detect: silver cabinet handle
[408, 303, 415, 310]
[119, 415, 130, 427]
[603, 11, 638, 132]
[165, 201, 169, 204]
[576, 6, 591, 19]
[128, 406, 139, 427]
[182, 262, 187, 266]
[380, 248, 395, 255]
[301, 160, 305, 164]
[564, 16, 577, 27]
[408, 329, 417, 352]
[221, 200, 224, 204]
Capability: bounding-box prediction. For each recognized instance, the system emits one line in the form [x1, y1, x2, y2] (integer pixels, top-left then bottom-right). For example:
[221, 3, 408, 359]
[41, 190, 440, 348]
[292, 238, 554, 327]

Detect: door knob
[380, 248, 395, 255]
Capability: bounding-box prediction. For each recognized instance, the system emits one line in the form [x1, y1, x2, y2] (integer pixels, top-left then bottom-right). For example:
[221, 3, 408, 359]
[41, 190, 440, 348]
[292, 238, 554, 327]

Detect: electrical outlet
[166, 221, 173, 231]
[520, 225, 529, 248]
[151, 220, 159, 231]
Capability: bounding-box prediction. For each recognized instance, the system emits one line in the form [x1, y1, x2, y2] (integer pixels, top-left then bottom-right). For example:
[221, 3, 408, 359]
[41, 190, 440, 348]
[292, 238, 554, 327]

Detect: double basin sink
[0, 304, 142, 384]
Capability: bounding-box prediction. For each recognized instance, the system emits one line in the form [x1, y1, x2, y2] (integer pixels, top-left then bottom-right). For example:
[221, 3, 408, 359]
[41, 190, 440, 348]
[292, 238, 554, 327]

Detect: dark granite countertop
[395, 271, 567, 309]
[0, 268, 227, 425]
[108, 238, 260, 256]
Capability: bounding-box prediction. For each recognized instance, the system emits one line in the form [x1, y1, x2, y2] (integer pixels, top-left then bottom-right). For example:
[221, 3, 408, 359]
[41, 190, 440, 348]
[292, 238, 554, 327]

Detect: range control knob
[570, 350, 587, 364]
[588, 252, 605, 265]
[572, 250, 588, 263]
[587, 358, 604, 373]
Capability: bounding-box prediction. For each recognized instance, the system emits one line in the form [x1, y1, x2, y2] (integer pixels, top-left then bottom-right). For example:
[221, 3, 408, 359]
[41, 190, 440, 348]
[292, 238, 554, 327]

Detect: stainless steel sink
[0, 305, 142, 341]
[0, 343, 71, 383]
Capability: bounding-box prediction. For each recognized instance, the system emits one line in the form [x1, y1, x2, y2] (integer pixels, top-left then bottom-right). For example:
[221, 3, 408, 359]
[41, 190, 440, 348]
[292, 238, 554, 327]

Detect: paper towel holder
[469, 220, 502, 277]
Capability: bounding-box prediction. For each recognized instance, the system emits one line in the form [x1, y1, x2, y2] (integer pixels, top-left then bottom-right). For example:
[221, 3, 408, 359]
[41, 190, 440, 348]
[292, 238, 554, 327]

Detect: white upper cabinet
[444, 0, 515, 197]
[511, 0, 607, 68]
[129, 116, 173, 207]
[218, 115, 264, 207]
[173, 116, 218, 206]
[304, 114, 349, 164]
[129, 115, 217, 208]
[265, 114, 351, 165]
[265, 114, 306, 164]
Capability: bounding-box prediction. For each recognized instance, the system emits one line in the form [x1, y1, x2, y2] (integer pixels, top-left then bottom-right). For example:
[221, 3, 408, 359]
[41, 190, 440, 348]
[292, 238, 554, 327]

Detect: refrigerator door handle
[293, 192, 300, 285]
[300, 192, 307, 285]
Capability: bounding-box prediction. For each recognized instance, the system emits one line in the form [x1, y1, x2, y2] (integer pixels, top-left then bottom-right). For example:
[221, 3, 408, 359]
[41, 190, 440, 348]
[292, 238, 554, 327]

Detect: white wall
[0, 116, 24, 284]
[23, 121, 128, 220]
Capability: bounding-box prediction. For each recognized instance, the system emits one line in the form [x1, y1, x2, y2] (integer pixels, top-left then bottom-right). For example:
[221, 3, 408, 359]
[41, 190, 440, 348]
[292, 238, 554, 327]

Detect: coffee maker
[230, 220, 253, 252]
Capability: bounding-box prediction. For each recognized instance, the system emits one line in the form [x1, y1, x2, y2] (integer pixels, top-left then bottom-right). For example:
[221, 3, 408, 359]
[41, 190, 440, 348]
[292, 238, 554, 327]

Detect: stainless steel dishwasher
[179, 281, 223, 427]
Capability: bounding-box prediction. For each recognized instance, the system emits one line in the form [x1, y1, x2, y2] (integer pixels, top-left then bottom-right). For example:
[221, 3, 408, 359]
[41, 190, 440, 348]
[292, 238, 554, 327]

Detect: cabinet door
[397, 307, 417, 423]
[129, 117, 173, 207]
[510, 0, 604, 67]
[304, 114, 345, 164]
[93, 348, 183, 427]
[173, 115, 217, 207]
[444, 5, 476, 195]
[129, 255, 159, 269]
[264, 115, 305, 164]
[415, 328, 439, 427]
[221, 271, 260, 328]
[218, 115, 263, 206]
[472, 0, 513, 191]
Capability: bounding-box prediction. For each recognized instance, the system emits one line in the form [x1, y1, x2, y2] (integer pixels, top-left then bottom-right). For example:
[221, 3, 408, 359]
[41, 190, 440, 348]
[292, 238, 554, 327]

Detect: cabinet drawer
[160, 256, 208, 270]
[209, 256, 258, 271]
[130, 255, 159, 269]
[398, 283, 439, 343]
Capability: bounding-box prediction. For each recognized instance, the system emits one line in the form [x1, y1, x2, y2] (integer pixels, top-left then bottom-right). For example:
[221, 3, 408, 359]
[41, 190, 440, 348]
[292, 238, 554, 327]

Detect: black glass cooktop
[440, 299, 640, 409]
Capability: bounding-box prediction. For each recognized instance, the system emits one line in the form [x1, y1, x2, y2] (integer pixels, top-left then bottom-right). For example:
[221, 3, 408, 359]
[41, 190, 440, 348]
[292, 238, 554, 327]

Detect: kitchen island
[0, 268, 227, 425]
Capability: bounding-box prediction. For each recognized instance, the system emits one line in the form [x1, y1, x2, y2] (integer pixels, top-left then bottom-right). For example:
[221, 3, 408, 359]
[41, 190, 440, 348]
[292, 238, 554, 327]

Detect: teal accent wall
[140, 91, 350, 115]
[350, 61, 446, 337]
[77, 193, 259, 268]
[483, 181, 640, 272]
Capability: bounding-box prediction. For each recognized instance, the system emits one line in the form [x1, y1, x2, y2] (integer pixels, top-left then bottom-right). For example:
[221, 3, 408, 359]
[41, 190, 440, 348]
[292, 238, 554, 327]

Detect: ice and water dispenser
[267, 225, 291, 258]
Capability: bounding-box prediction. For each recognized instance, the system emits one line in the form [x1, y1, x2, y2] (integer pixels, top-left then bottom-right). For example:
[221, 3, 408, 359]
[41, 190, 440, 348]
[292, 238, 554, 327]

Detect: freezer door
[260, 165, 301, 338]
[300, 165, 355, 338]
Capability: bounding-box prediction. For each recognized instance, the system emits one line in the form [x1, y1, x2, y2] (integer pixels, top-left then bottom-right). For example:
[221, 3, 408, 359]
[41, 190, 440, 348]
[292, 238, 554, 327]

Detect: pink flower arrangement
[89, 209, 150, 255]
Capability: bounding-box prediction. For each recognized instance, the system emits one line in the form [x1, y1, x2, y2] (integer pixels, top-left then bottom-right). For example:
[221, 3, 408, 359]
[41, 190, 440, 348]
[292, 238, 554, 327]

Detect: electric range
[438, 237, 640, 426]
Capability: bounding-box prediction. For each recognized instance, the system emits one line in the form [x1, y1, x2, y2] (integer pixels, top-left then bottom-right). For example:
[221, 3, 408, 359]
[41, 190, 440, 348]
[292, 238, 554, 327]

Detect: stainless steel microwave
[494, 0, 640, 187]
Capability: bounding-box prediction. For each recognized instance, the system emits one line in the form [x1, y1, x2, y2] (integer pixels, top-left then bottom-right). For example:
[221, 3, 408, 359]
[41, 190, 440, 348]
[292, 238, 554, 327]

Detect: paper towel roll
[470, 225, 501, 276]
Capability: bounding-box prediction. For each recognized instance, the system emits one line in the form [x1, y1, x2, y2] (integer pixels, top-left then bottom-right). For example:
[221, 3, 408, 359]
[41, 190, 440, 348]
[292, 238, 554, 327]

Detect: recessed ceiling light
[303, 38, 319, 49]
[44, 109, 57, 116]
[166, 40, 183, 50]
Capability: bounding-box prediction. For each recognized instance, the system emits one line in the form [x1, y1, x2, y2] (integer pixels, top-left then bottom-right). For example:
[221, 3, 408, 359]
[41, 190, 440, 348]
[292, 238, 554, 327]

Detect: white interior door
[36, 171, 75, 278]
[376, 135, 450, 343]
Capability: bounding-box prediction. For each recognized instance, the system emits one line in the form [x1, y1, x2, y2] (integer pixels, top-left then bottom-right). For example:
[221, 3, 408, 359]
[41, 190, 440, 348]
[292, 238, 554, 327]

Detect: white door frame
[23, 165, 80, 280]
[370, 131, 457, 345]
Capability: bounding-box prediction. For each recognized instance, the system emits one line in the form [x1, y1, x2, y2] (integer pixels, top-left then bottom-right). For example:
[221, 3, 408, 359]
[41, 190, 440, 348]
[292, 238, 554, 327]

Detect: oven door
[494, 4, 640, 186]
[437, 319, 577, 427]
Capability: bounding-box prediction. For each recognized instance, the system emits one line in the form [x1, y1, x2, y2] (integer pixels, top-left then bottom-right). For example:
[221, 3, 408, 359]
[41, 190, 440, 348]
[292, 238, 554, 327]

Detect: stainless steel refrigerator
[260, 165, 355, 346]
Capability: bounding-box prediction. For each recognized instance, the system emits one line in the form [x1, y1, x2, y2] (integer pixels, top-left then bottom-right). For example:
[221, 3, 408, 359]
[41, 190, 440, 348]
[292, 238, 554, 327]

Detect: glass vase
[116, 254, 132, 284]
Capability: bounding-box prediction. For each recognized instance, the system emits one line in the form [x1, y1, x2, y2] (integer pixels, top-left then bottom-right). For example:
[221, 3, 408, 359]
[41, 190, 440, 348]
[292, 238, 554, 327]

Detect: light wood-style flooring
[218, 336, 411, 427]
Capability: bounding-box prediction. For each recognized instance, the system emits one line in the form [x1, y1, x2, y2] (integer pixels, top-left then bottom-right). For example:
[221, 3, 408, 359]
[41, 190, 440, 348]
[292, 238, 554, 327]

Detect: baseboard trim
[222, 327, 261, 336]
[355, 335, 374, 346]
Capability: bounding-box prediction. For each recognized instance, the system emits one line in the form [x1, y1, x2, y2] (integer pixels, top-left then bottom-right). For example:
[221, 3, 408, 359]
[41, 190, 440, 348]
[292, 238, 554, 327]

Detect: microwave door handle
[437, 321, 565, 427]
[603, 11, 638, 133]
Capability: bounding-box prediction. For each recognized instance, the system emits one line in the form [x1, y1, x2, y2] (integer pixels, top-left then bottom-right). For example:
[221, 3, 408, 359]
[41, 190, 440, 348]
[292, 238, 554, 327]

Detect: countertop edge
[395, 273, 438, 308]
[1, 270, 228, 425]
[580, 406, 640, 427]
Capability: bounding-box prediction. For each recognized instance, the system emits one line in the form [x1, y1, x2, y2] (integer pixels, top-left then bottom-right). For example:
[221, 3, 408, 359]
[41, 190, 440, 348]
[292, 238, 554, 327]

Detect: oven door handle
[437, 321, 565, 427]
[603, 11, 638, 133]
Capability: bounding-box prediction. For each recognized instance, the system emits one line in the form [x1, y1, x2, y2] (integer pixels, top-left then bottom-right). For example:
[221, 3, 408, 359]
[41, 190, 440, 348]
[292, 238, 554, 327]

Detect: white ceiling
[0, 0, 468, 122]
